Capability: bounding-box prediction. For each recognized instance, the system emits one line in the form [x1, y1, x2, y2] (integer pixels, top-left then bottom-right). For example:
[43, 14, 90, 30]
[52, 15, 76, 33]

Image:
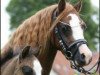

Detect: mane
[7, 3, 74, 56]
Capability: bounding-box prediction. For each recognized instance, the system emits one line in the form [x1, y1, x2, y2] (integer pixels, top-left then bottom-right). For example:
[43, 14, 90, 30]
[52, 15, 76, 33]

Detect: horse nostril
[81, 53, 85, 59]
[88, 57, 92, 64]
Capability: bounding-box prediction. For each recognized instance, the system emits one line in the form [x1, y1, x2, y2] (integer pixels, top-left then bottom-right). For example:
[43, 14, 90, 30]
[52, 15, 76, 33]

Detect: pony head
[14, 46, 42, 75]
[51, 0, 92, 67]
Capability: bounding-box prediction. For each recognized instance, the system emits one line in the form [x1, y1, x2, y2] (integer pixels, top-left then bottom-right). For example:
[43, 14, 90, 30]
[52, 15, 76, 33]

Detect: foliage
[6, 0, 98, 50]
[6, 0, 58, 29]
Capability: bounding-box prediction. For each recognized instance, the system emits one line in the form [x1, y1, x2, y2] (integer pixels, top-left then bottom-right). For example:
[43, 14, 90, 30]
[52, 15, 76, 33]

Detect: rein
[70, 57, 100, 75]
[52, 9, 100, 74]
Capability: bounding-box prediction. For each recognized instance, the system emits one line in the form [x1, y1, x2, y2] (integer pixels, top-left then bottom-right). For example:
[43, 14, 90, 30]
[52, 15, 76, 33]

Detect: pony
[1, 46, 42, 75]
[1, 0, 93, 74]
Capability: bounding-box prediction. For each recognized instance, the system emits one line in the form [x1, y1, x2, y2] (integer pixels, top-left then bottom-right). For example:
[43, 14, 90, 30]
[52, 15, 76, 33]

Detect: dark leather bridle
[52, 9, 100, 75]
[54, 24, 100, 75]
[54, 25, 87, 60]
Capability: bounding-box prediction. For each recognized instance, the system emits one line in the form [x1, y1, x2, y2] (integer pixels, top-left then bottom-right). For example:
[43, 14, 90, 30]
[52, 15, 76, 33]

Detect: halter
[52, 9, 100, 75]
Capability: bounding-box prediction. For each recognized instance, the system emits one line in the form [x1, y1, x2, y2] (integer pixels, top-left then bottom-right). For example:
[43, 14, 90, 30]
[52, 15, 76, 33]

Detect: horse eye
[22, 66, 33, 75]
[62, 25, 67, 32]
[82, 25, 87, 30]
[81, 23, 87, 30]
[61, 25, 71, 35]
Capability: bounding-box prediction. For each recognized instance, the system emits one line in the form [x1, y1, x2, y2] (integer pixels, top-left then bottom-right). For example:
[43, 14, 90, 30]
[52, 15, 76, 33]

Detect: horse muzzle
[78, 44, 92, 66]
[65, 39, 92, 67]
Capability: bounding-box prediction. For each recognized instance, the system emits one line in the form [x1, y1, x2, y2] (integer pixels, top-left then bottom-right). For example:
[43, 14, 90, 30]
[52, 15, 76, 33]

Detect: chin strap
[70, 56, 100, 75]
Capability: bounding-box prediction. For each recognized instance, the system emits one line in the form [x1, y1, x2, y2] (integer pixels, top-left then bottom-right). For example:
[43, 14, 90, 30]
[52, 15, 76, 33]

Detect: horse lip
[74, 58, 86, 67]
[86, 57, 92, 65]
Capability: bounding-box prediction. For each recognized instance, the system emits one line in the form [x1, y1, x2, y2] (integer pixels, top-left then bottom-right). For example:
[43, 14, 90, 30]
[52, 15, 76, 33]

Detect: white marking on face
[79, 44, 92, 64]
[68, 14, 84, 40]
[33, 58, 42, 75]
[68, 13, 92, 65]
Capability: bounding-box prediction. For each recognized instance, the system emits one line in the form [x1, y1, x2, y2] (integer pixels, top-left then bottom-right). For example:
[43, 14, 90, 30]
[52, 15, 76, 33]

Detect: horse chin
[74, 60, 85, 67]
[75, 60, 79, 66]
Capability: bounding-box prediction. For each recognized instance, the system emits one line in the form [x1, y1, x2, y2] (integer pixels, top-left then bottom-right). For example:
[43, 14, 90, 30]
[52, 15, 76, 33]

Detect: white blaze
[68, 14, 92, 64]
[33, 58, 42, 75]
[68, 14, 84, 40]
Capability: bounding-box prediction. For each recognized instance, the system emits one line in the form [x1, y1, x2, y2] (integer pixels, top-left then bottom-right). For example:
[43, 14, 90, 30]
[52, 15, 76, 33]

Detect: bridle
[54, 23, 100, 75]
[52, 9, 100, 75]
[54, 24, 87, 60]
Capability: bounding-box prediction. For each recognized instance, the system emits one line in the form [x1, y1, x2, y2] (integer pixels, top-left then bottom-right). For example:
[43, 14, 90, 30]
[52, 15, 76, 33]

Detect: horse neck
[37, 46, 57, 74]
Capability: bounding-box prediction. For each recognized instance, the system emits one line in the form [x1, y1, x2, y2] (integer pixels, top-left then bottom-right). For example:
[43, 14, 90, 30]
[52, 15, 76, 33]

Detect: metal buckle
[65, 51, 72, 59]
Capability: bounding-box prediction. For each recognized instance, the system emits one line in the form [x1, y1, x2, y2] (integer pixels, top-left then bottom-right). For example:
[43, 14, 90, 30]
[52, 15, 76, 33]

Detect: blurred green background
[6, 0, 99, 50]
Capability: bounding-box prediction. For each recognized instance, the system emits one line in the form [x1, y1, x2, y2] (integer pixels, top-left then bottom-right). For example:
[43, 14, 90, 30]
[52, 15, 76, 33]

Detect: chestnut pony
[1, 0, 93, 75]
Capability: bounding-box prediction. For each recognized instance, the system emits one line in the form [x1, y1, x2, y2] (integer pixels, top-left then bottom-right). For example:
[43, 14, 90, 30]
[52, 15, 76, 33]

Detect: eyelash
[61, 25, 72, 36]
[81, 25, 87, 30]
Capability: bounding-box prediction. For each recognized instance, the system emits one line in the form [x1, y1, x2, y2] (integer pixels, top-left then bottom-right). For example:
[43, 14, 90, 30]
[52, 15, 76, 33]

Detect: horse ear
[19, 46, 30, 59]
[74, 0, 82, 12]
[58, 0, 66, 14]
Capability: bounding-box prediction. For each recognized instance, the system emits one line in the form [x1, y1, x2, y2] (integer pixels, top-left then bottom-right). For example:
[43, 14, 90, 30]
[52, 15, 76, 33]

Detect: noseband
[52, 9, 100, 75]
